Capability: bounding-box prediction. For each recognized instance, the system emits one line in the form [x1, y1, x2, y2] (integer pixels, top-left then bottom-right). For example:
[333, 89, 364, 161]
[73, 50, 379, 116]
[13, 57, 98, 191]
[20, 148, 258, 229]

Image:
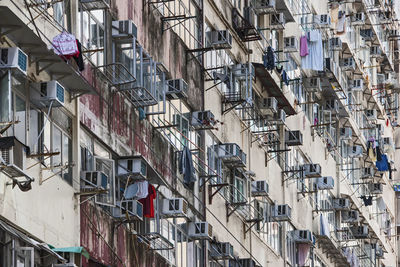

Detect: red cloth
[139, 184, 156, 218]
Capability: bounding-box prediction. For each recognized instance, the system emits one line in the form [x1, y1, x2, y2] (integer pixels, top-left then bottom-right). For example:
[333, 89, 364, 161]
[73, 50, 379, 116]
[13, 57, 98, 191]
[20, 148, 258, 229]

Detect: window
[233, 174, 246, 203]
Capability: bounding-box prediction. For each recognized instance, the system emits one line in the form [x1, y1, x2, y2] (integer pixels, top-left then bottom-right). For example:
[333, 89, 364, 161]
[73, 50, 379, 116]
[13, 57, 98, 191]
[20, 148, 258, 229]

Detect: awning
[276, 1, 295, 23]
[0, 218, 66, 262]
[0, 6, 97, 96]
[252, 63, 296, 116]
[52, 246, 90, 259]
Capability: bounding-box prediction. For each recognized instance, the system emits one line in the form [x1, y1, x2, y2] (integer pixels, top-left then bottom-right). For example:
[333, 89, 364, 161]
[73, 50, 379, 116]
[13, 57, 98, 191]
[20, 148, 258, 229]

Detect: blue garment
[179, 146, 196, 188]
[263, 46, 275, 71]
[281, 70, 289, 86]
[376, 154, 389, 171]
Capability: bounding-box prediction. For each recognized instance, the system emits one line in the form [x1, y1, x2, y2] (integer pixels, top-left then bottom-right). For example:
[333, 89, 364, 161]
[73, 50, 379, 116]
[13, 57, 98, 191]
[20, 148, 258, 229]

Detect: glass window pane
[63, 135, 72, 184]
[14, 95, 26, 144]
[0, 72, 10, 123]
[52, 126, 62, 166]
[29, 108, 39, 152]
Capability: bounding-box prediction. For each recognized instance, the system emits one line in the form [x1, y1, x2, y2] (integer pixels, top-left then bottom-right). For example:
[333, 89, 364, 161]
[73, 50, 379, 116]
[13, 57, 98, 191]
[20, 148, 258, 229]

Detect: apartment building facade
[0, 0, 399, 266]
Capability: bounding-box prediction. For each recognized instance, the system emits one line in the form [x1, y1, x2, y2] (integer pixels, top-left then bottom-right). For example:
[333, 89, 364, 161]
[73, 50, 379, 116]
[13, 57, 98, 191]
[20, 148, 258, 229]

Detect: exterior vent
[166, 79, 188, 100]
[162, 198, 188, 218]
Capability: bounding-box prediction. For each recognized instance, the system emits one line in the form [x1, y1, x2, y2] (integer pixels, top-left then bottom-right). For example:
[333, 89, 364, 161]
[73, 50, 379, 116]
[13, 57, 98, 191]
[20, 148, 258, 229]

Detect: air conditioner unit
[188, 222, 213, 239]
[81, 171, 109, 190]
[117, 157, 147, 179]
[272, 204, 291, 221]
[340, 127, 352, 140]
[267, 109, 286, 124]
[325, 99, 339, 114]
[210, 242, 234, 260]
[191, 110, 216, 128]
[302, 164, 322, 178]
[284, 37, 299, 52]
[377, 74, 385, 85]
[383, 137, 395, 152]
[352, 13, 365, 25]
[238, 258, 257, 267]
[270, 13, 285, 30]
[206, 30, 233, 49]
[348, 145, 363, 158]
[113, 200, 143, 220]
[314, 14, 331, 27]
[365, 109, 377, 122]
[162, 198, 188, 217]
[215, 143, 246, 165]
[333, 198, 350, 210]
[232, 63, 254, 79]
[389, 29, 398, 38]
[166, 79, 188, 100]
[0, 137, 29, 178]
[362, 167, 375, 178]
[342, 210, 359, 223]
[319, 199, 333, 211]
[112, 20, 137, 38]
[304, 77, 321, 92]
[258, 97, 278, 115]
[0, 47, 28, 76]
[340, 58, 355, 71]
[369, 183, 383, 194]
[244, 6, 256, 26]
[370, 46, 383, 58]
[291, 230, 313, 244]
[360, 29, 374, 40]
[350, 79, 363, 91]
[251, 180, 269, 196]
[315, 176, 334, 190]
[350, 225, 368, 238]
[329, 37, 342, 51]
[252, 0, 276, 14]
[32, 80, 65, 107]
[375, 246, 384, 258]
[285, 130, 303, 146]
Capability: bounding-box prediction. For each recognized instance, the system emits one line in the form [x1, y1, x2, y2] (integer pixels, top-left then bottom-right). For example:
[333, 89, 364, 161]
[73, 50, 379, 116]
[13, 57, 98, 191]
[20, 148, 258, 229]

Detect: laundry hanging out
[301, 30, 323, 71]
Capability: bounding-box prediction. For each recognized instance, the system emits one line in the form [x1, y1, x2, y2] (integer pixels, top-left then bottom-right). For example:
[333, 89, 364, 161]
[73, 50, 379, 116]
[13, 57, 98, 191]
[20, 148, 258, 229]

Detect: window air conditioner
[191, 110, 216, 128]
[340, 127, 352, 140]
[117, 157, 147, 179]
[369, 183, 383, 194]
[284, 37, 299, 52]
[350, 79, 363, 91]
[188, 222, 213, 239]
[267, 109, 286, 124]
[206, 30, 233, 49]
[329, 37, 342, 51]
[302, 163, 322, 178]
[232, 63, 254, 79]
[376, 246, 384, 258]
[244, 6, 256, 26]
[81, 171, 109, 190]
[270, 13, 286, 30]
[365, 109, 377, 122]
[112, 20, 137, 38]
[348, 145, 363, 158]
[350, 225, 368, 238]
[285, 130, 303, 146]
[333, 198, 350, 210]
[209, 242, 234, 260]
[166, 79, 188, 100]
[291, 230, 313, 244]
[238, 258, 257, 267]
[304, 77, 321, 92]
[325, 99, 339, 114]
[0, 47, 28, 76]
[360, 29, 374, 40]
[370, 46, 382, 58]
[113, 200, 143, 220]
[258, 97, 278, 115]
[340, 58, 355, 71]
[251, 180, 269, 196]
[315, 176, 334, 190]
[383, 137, 395, 152]
[389, 29, 398, 38]
[272, 204, 291, 221]
[362, 167, 374, 178]
[0, 137, 29, 178]
[162, 198, 188, 217]
[342, 210, 360, 223]
[352, 13, 365, 25]
[215, 143, 246, 165]
[32, 80, 65, 107]
[314, 14, 331, 27]
[252, 0, 276, 14]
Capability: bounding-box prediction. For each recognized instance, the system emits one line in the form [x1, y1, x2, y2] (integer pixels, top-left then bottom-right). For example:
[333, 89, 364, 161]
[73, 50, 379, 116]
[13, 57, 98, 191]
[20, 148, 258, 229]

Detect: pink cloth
[300, 36, 309, 57]
[52, 31, 79, 57]
[298, 243, 310, 266]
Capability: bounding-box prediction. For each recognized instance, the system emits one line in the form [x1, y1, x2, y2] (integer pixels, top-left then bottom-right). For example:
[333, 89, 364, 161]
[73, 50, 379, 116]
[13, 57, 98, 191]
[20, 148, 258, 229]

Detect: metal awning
[0, 218, 66, 262]
[252, 63, 296, 116]
[0, 6, 97, 96]
[52, 246, 90, 259]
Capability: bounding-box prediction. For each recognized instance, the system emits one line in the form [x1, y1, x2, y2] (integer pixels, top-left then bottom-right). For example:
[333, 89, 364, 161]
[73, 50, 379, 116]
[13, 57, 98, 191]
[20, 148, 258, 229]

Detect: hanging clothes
[124, 181, 149, 199]
[320, 214, 330, 237]
[376, 145, 382, 161]
[179, 145, 196, 188]
[360, 196, 373, 206]
[297, 243, 310, 266]
[301, 30, 323, 71]
[300, 35, 309, 57]
[73, 39, 84, 71]
[367, 139, 377, 161]
[264, 46, 275, 71]
[376, 154, 389, 171]
[139, 184, 156, 218]
[281, 70, 290, 86]
[52, 31, 79, 58]
[138, 107, 146, 121]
